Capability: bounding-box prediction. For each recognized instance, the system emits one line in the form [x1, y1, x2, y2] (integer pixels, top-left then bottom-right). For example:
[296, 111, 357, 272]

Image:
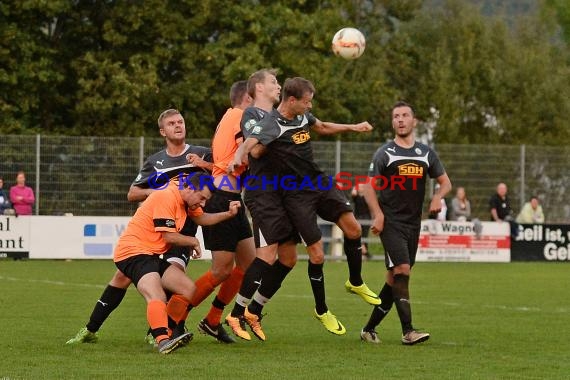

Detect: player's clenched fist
[227, 200, 241, 217]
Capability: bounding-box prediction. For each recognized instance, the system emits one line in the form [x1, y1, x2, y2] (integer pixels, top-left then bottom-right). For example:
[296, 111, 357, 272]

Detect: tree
[386, 0, 570, 145]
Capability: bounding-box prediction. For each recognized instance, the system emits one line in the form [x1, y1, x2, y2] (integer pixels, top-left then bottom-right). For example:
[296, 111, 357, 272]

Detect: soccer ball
[331, 27, 366, 60]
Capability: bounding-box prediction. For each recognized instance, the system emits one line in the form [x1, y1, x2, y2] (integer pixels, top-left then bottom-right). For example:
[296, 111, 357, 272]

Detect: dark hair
[391, 101, 415, 116]
[230, 80, 248, 107]
[282, 77, 315, 100]
[247, 68, 278, 99]
[181, 171, 214, 192]
[530, 195, 539, 201]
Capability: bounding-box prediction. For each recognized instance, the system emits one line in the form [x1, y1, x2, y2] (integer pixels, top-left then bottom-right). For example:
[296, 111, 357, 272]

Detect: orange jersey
[114, 183, 203, 262]
[212, 107, 246, 177]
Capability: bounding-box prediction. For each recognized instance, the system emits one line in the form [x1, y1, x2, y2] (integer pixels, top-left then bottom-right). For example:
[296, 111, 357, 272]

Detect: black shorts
[282, 187, 353, 246]
[202, 189, 253, 251]
[161, 217, 197, 269]
[115, 254, 171, 287]
[244, 189, 298, 248]
[379, 222, 421, 269]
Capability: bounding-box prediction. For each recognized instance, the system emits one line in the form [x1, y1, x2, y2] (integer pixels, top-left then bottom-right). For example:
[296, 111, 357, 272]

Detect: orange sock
[190, 270, 220, 307]
[147, 299, 168, 343]
[166, 294, 191, 324]
[206, 267, 244, 326]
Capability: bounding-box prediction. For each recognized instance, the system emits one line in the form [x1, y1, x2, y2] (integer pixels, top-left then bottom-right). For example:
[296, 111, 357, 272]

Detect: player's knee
[338, 215, 362, 240]
[278, 254, 297, 268]
[343, 223, 362, 240]
[110, 270, 132, 288]
[180, 281, 196, 301]
[308, 250, 325, 264]
[211, 265, 232, 282]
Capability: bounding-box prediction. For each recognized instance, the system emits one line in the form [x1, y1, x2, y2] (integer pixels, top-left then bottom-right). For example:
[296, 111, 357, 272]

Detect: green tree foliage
[544, 0, 570, 45]
[387, 0, 570, 145]
[1, 0, 569, 145]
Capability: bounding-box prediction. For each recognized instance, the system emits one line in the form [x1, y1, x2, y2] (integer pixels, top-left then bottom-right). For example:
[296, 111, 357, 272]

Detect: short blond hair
[157, 109, 181, 129]
[247, 69, 278, 99]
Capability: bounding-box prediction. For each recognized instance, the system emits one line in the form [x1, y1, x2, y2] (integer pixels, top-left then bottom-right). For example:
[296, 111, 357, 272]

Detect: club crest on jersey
[291, 130, 310, 144]
[415, 147, 422, 155]
[244, 119, 257, 131]
[398, 163, 423, 177]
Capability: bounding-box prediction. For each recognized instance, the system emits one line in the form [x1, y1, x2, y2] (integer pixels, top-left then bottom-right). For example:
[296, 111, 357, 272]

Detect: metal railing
[1, 135, 568, 222]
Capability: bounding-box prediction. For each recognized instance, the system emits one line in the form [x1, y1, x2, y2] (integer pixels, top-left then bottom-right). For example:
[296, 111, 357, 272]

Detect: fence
[1, 135, 568, 222]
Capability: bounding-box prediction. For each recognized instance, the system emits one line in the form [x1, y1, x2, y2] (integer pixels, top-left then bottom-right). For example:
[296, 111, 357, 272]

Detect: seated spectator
[490, 182, 517, 238]
[0, 176, 14, 215]
[516, 195, 545, 224]
[9, 171, 35, 216]
[449, 186, 471, 221]
[489, 182, 514, 222]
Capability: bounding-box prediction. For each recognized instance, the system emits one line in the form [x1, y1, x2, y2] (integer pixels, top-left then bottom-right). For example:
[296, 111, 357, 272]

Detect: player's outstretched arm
[191, 201, 241, 226]
[312, 119, 373, 135]
[127, 185, 153, 202]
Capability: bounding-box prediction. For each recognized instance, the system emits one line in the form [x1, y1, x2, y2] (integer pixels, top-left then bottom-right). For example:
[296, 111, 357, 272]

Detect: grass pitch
[0, 259, 568, 379]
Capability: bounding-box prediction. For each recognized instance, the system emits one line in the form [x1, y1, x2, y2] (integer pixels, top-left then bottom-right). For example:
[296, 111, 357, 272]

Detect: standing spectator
[351, 184, 372, 259]
[0, 177, 14, 215]
[516, 195, 545, 224]
[449, 186, 471, 221]
[489, 183, 513, 222]
[9, 171, 35, 216]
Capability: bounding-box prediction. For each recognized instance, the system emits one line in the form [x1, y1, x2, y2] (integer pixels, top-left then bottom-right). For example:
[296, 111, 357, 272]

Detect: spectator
[490, 182, 517, 238]
[449, 186, 471, 221]
[0, 176, 14, 215]
[351, 184, 372, 259]
[489, 182, 513, 222]
[516, 195, 545, 224]
[9, 171, 35, 216]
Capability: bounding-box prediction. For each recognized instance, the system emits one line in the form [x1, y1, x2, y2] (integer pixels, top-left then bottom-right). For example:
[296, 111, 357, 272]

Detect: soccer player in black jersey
[359, 101, 452, 345]
[66, 109, 213, 345]
[227, 76, 380, 339]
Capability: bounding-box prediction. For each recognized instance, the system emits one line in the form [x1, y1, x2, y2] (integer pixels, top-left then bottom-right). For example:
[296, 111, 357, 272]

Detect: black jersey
[368, 141, 445, 227]
[247, 109, 325, 182]
[241, 106, 271, 178]
[132, 144, 212, 188]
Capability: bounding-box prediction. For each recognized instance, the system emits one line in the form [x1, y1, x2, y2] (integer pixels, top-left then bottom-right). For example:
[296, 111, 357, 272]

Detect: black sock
[364, 283, 394, 331]
[392, 274, 413, 334]
[231, 257, 271, 317]
[344, 237, 363, 286]
[308, 261, 327, 315]
[248, 260, 293, 316]
[86, 285, 127, 333]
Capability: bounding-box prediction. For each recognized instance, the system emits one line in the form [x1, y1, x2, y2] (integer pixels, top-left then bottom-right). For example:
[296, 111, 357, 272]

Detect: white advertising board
[416, 220, 511, 262]
[0, 216, 211, 260]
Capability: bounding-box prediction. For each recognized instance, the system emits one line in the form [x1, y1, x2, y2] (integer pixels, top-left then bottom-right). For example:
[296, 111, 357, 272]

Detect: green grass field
[1, 259, 568, 380]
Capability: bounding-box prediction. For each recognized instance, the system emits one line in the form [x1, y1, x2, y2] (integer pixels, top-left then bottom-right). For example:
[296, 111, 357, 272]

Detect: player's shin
[392, 274, 413, 333]
[86, 285, 127, 333]
[147, 299, 169, 343]
[344, 237, 363, 286]
[308, 261, 327, 315]
[364, 283, 393, 330]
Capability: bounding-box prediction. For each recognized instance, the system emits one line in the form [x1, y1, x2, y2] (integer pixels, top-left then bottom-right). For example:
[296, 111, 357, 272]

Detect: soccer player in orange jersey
[113, 173, 240, 354]
[66, 109, 213, 347]
[170, 81, 257, 343]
